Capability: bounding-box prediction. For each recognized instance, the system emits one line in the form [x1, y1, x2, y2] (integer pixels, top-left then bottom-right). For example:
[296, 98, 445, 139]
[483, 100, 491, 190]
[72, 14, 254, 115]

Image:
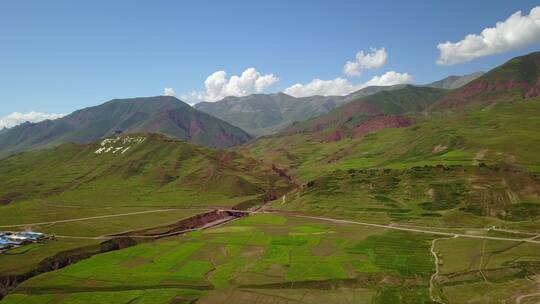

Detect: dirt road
[0, 208, 210, 229]
[286, 214, 540, 244]
[429, 236, 457, 303]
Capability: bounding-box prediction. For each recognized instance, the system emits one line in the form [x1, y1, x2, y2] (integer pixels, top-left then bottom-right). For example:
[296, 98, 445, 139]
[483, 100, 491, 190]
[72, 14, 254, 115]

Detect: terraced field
[2, 214, 434, 303]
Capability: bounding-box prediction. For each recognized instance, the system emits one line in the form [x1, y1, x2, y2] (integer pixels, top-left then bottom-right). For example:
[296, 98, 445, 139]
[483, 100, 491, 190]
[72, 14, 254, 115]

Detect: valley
[1, 52, 540, 303]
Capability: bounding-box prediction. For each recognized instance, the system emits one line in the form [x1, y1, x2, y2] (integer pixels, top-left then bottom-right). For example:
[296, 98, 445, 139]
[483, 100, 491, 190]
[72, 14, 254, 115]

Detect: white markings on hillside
[94, 136, 146, 155]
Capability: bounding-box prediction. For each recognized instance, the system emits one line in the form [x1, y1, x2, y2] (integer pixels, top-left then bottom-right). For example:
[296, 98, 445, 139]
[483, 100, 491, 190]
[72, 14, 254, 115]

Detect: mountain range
[194, 74, 485, 136]
[0, 52, 538, 159]
[194, 84, 409, 135]
[275, 51, 540, 140]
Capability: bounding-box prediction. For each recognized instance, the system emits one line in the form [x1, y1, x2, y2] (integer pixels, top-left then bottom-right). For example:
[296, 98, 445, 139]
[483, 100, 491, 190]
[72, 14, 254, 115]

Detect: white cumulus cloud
[284, 71, 412, 97]
[163, 87, 176, 96]
[0, 112, 66, 129]
[284, 78, 356, 97]
[344, 48, 387, 76]
[362, 71, 413, 87]
[181, 68, 279, 103]
[437, 6, 540, 65]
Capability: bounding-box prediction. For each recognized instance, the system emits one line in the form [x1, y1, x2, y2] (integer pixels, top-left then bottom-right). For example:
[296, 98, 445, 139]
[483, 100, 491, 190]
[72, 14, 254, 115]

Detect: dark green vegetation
[277, 165, 540, 229]
[0, 96, 251, 157]
[194, 85, 405, 135]
[2, 52, 540, 303]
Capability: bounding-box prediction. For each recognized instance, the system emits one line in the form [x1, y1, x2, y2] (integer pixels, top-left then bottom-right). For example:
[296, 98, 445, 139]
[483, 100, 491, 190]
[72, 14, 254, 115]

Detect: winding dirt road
[3, 208, 539, 245]
[429, 236, 458, 303]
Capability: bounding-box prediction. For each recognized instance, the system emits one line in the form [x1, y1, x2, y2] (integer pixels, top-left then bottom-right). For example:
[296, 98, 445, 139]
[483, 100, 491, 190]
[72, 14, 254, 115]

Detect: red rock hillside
[352, 115, 413, 138]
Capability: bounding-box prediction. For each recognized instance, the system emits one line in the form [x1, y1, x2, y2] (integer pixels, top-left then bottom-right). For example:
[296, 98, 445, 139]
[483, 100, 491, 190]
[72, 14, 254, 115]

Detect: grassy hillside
[3, 97, 540, 304]
[0, 96, 252, 157]
[276, 165, 540, 230]
[241, 98, 540, 181]
[0, 133, 294, 211]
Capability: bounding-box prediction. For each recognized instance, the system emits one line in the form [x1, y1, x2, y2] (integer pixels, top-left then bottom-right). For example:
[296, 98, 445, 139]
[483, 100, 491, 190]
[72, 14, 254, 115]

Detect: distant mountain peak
[426, 72, 484, 90]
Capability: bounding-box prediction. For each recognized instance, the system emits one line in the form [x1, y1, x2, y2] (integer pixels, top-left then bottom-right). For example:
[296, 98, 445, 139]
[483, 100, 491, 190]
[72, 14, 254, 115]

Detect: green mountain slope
[0, 133, 292, 209]
[241, 98, 540, 181]
[0, 96, 252, 157]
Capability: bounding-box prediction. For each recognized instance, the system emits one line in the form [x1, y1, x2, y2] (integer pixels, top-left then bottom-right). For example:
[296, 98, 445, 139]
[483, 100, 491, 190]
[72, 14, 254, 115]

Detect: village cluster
[0, 231, 50, 252]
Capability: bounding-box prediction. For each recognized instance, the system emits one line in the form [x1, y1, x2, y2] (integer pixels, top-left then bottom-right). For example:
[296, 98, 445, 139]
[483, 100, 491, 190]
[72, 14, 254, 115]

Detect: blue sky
[1, 0, 540, 120]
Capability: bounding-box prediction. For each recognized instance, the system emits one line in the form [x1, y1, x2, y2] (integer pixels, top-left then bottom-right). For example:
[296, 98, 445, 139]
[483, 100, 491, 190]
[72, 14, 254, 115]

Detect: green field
[3, 214, 437, 303]
[4, 213, 539, 303]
